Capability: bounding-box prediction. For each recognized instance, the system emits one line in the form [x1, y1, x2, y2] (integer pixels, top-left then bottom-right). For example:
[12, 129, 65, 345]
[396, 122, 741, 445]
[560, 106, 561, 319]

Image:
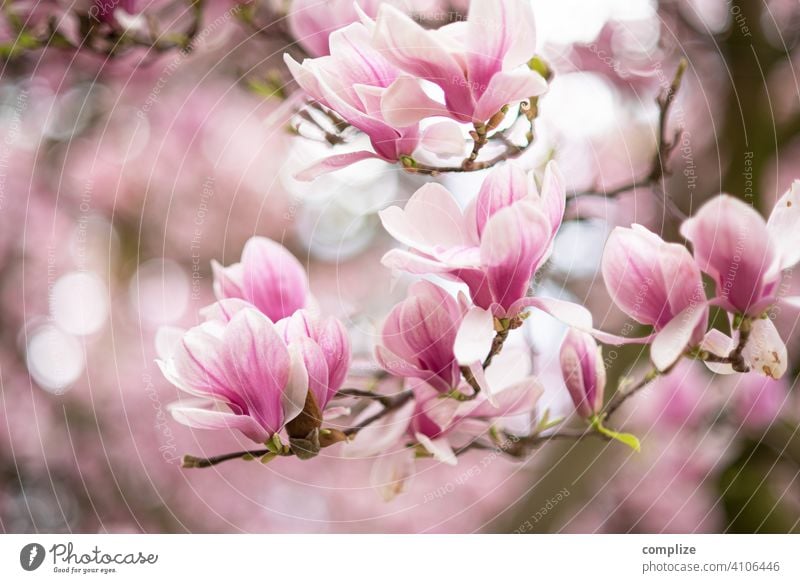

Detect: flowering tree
[3, 0, 800, 531]
[143, 0, 800, 499]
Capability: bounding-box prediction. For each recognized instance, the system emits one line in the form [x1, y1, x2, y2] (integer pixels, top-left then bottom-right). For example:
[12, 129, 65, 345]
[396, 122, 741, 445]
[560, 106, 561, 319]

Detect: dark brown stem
[458, 366, 482, 400]
[183, 449, 272, 468]
[335, 388, 392, 408]
[405, 137, 528, 176]
[482, 328, 510, 369]
[343, 390, 414, 436]
[183, 389, 413, 468]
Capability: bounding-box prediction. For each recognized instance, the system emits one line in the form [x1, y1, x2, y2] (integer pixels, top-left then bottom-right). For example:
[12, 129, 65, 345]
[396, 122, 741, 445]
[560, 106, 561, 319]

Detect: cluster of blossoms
[284, 0, 548, 179]
[157, 237, 352, 458]
[151, 0, 800, 499]
[157, 167, 800, 497]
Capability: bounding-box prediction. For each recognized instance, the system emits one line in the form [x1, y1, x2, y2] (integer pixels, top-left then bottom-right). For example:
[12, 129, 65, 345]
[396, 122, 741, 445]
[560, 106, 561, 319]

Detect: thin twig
[183, 449, 272, 468]
[343, 390, 414, 436]
[571, 59, 689, 220]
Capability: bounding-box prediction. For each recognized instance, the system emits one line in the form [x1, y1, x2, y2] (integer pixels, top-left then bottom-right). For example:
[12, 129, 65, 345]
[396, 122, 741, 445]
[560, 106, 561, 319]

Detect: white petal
[415, 433, 457, 466]
[743, 318, 788, 379]
[650, 304, 707, 371]
[454, 307, 494, 365]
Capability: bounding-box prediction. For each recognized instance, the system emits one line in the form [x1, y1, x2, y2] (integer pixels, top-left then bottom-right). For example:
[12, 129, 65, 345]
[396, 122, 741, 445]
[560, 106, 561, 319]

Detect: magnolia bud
[560, 329, 606, 418]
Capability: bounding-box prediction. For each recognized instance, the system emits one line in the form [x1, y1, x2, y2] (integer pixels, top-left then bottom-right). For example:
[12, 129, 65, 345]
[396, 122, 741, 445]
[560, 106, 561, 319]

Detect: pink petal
[283, 342, 311, 424]
[295, 150, 381, 181]
[381, 248, 452, 275]
[650, 303, 708, 371]
[700, 329, 735, 375]
[168, 400, 270, 443]
[420, 120, 468, 158]
[211, 260, 244, 301]
[601, 225, 671, 327]
[222, 309, 293, 435]
[538, 160, 567, 241]
[766, 180, 800, 270]
[475, 162, 530, 238]
[480, 202, 551, 311]
[373, 4, 474, 118]
[511, 296, 594, 330]
[199, 298, 253, 324]
[379, 182, 472, 251]
[680, 195, 778, 315]
[292, 336, 331, 411]
[473, 68, 548, 122]
[165, 322, 237, 403]
[381, 76, 450, 127]
[466, 0, 538, 91]
[241, 237, 309, 322]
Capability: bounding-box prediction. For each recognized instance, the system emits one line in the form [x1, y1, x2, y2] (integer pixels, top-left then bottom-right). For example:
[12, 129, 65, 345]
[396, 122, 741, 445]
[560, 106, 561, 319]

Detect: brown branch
[482, 328, 509, 369]
[182, 448, 287, 468]
[403, 133, 529, 176]
[342, 390, 414, 436]
[571, 59, 688, 220]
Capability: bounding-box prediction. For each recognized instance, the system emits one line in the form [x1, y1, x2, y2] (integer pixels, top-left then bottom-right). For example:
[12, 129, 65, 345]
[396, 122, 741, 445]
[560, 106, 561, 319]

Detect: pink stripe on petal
[169, 401, 271, 443]
[295, 150, 381, 181]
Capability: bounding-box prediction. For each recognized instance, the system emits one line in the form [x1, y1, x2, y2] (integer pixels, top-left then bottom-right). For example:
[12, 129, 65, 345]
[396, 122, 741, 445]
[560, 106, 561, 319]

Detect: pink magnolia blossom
[680, 186, 800, 318]
[599, 224, 708, 370]
[371, 0, 547, 125]
[201, 299, 353, 411]
[680, 186, 800, 378]
[276, 309, 352, 410]
[380, 161, 587, 324]
[700, 318, 789, 380]
[285, 22, 457, 179]
[157, 306, 309, 443]
[211, 236, 310, 323]
[559, 329, 605, 419]
[408, 370, 543, 465]
[287, 0, 445, 57]
[375, 280, 494, 396]
[353, 346, 542, 498]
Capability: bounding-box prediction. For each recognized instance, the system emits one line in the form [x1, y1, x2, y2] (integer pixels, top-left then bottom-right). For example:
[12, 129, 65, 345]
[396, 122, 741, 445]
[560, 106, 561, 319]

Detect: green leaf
[597, 424, 641, 452]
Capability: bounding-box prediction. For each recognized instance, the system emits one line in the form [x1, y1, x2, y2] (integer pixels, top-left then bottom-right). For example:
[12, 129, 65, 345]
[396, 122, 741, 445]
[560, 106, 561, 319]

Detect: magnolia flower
[681, 185, 800, 379]
[372, 0, 547, 125]
[681, 186, 800, 317]
[357, 346, 542, 499]
[157, 307, 309, 443]
[599, 224, 708, 370]
[380, 161, 587, 325]
[375, 280, 494, 396]
[285, 22, 460, 179]
[559, 329, 605, 419]
[211, 236, 310, 323]
[287, 0, 384, 57]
